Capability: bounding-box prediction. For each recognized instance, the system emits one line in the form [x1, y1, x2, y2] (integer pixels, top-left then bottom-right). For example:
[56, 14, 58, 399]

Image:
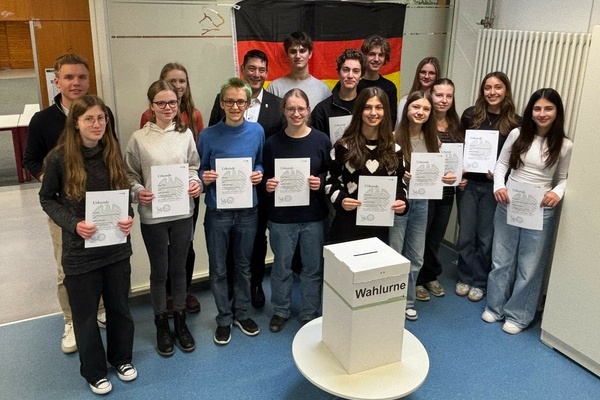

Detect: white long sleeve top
[494, 128, 573, 199]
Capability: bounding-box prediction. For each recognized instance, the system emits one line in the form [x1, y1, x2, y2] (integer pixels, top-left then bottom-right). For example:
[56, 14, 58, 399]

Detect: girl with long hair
[455, 71, 521, 303]
[125, 80, 201, 356]
[390, 90, 456, 321]
[140, 63, 204, 315]
[263, 89, 331, 331]
[396, 57, 441, 128]
[39, 95, 136, 395]
[416, 79, 465, 301]
[482, 88, 572, 334]
[325, 87, 408, 244]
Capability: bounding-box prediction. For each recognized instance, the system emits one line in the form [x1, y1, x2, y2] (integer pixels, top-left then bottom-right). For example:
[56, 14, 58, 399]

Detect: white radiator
[473, 29, 591, 137]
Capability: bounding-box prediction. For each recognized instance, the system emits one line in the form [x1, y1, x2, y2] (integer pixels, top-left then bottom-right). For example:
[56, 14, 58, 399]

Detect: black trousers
[64, 258, 134, 383]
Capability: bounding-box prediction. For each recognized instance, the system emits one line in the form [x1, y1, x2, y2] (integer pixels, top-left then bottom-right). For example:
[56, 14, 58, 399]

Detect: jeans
[456, 181, 497, 289]
[64, 259, 134, 383]
[418, 189, 455, 285]
[268, 220, 325, 320]
[389, 199, 428, 308]
[485, 204, 556, 329]
[141, 218, 192, 314]
[204, 207, 257, 327]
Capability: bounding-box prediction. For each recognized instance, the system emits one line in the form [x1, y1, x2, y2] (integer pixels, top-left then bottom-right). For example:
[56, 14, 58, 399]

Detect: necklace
[487, 112, 501, 127]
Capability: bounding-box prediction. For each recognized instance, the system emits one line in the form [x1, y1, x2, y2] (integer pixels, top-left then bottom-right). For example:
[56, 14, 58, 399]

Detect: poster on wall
[233, 0, 406, 90]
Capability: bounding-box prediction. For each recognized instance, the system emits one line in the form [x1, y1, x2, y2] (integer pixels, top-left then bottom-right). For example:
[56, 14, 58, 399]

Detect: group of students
[25, 29, 572, 395]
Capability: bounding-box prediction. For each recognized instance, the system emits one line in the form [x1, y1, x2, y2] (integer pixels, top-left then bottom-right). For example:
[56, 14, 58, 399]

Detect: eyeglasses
[222, 99, 248, 108]
[79, 115, 108, 127]
[284, 107, 308, 115]
[153, 100, 179, 109]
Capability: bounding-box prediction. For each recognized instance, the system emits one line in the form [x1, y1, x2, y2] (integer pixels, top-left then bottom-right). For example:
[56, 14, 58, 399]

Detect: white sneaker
[405, 309, 418, 321]
[468, 287, 485, 302]
[61, 322, 77, 354]
[89, 378, 112, 395]
[116, 363, 138, 382]
[455, 282, 471, 296]
[97, 312, 106, 329]
[481, 310, 496, 323]
[502, 321, 523, 334]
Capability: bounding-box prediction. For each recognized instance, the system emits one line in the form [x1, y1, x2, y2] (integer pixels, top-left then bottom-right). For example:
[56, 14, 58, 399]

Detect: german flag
[234, 0, 406, 90]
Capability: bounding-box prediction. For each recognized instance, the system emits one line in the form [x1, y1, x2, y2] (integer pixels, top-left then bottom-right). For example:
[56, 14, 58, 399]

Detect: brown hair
[160, 63, 200, 140]
[469, 71, 520, 136]
[146, 80, 187, 133]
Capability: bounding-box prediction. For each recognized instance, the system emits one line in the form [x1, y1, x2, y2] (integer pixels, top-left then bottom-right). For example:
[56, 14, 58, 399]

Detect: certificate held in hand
[216, 157, 253, 209]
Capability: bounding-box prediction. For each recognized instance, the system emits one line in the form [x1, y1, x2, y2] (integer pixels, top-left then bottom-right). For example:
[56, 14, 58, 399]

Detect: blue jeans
[389, 199, 428, 308]
[204, 207, 257, 327]
[485, 203, 556, 329]
[456, 181, 497, 289]
[268, 220, 325, 320]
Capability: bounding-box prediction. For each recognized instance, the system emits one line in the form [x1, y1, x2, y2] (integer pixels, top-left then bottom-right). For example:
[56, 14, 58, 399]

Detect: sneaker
[405, 309, 418, 321]
[481, 310, 496, 323]
[455, 282, 471, 296]
[97, 312, 106, 329]
[116, 364, 138, 382]
[234, 318, 260, 336]
[214, 325, 231, 345]
[61, 322, 77, 354]
[425, 280, 445, 297]
[468, 287, 485, 302]
[89, 378, 112, 395]
[269, 315, 288, 333]
[185, 294, 201, 313]
[502, 321, 523, 334]
[415, 285, 430, 301]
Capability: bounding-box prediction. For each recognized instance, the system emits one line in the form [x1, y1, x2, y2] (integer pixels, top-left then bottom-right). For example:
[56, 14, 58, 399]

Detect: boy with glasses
[199, 78, 265, 345]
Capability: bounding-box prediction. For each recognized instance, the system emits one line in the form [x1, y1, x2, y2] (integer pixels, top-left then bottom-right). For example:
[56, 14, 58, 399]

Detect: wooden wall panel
[6, 22, 33, 69]
[29, 0, 90, 21]
[0, 23, 9, 69]
[0, 0, 30, 20]
[33, 21, 96, 108]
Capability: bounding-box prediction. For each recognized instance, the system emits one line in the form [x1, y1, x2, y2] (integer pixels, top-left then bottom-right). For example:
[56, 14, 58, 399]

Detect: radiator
[473, 29, 591, 137]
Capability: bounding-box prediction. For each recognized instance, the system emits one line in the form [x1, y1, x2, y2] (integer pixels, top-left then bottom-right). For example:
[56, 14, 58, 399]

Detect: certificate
[506, 179, 545, 230]
[85, 189, 129, 248]
[151, 163, 189, 218]
[356, 175, 397, 227]
[464, 130, 499, 173]
[328, 115, 352, 145]
[274, 158, 310, 207]
[440, 143, 463, 187]
[216, 157, 253, 209]
[408, 152, 445, 200]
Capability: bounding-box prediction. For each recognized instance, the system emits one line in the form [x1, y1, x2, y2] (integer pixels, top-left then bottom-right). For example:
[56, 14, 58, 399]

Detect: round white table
[292, 317, 429, 400]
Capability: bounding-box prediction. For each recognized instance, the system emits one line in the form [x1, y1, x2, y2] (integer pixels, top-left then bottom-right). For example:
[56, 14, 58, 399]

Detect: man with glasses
[199, 78, 265, 345]
[24, 53, 117, 354]
[267, 31, 331, 109]
[312, 49, 367, 144]
[209, 50, 285, 308]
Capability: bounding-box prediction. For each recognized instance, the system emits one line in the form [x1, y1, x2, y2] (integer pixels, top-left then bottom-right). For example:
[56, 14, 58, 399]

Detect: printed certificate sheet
[464, 129, 499, 173]
[151, 164, 189, 218]
[216, 157, 253, 209]
[507, 179, 545, 230]
[85, 189, 129, 248]
[408, 152, 445, 199]
[356, 175, 397, 227]
[440, 143, 463, 187]
[328, 115, 352, 145]
[274, 158, 310, 207]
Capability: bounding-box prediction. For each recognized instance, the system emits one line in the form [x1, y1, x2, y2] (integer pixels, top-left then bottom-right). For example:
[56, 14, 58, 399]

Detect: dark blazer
[208, 89, 286, 139]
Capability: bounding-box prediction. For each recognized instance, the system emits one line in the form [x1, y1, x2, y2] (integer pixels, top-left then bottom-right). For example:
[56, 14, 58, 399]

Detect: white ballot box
[322, 237, 410, 374]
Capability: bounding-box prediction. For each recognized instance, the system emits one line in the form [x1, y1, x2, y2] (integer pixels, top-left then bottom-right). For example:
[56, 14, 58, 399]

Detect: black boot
[174, 311, 196, 352]
[154, 312, 174, 357]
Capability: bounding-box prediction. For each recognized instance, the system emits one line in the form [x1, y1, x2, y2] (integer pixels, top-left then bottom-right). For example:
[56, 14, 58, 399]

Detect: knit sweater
[263, 128, 331, 223]
[198, 119, 264, 209]
[124, 122, 201, 224]
[39, 143, 133, 275]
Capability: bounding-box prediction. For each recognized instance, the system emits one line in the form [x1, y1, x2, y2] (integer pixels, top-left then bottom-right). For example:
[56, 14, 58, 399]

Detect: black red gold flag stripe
[234, 0, 406, 89]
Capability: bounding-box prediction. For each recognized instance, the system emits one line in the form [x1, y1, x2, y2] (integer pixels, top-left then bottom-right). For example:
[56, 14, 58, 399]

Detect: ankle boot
[154, 312, 174, 356]
[173, 310, 196, 352]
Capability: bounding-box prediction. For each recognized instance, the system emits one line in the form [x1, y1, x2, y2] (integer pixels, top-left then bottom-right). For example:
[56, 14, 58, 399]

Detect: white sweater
[494, 128, 573, 199]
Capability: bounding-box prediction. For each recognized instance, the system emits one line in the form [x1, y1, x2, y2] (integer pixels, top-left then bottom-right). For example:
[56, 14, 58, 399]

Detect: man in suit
[209, 49, 286, 308]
